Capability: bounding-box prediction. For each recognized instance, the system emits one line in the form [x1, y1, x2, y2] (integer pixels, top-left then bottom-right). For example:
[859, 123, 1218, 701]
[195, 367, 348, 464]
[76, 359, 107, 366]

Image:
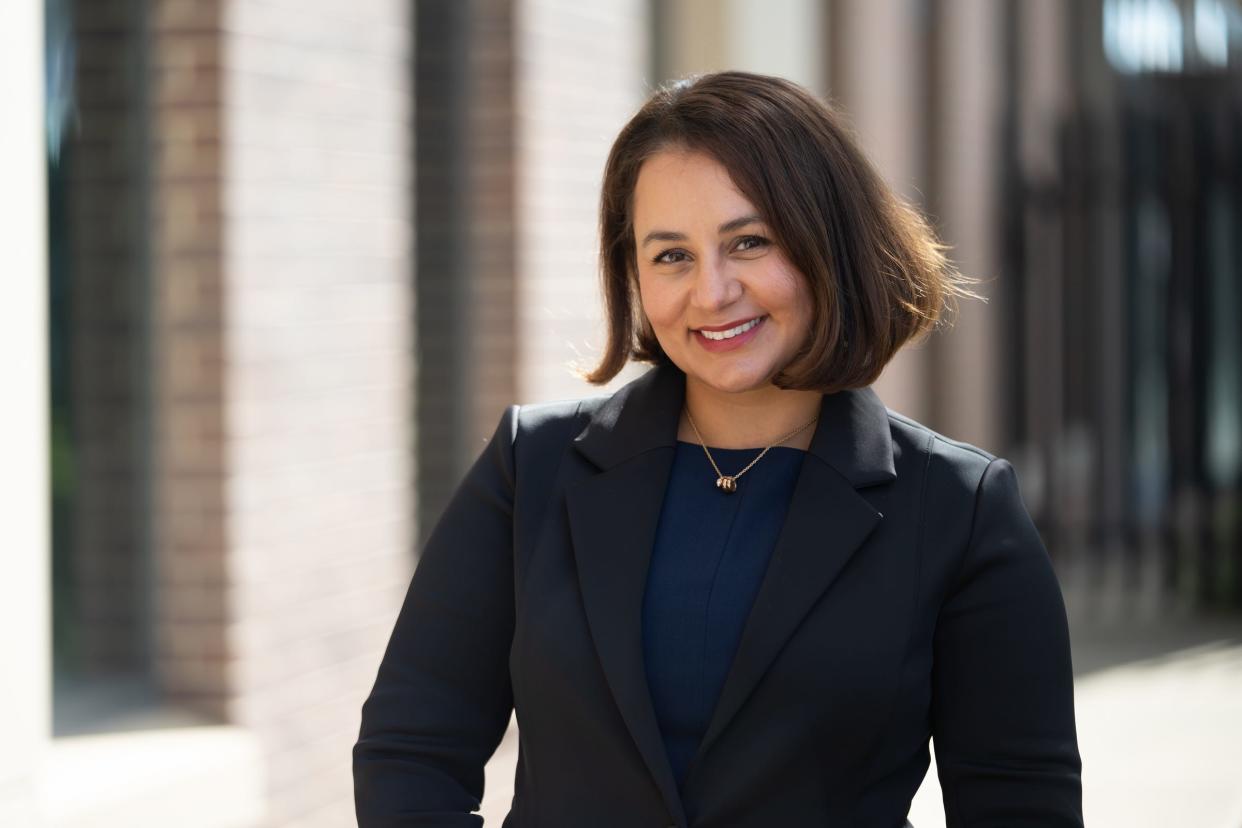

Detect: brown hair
[578, 70, 979, 392]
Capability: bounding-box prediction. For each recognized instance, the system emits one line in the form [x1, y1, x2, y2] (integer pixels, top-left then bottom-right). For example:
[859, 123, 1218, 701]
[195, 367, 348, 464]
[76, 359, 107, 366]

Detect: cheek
[792, 281, 814, 320]
[637, 277, 679, 328]
[766, 274, 815, 343]
[768, 267, 812, 320]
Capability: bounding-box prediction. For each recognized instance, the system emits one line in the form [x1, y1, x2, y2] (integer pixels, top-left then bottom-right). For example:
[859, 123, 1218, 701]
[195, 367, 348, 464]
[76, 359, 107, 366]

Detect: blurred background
[2, 0, 1240, 826]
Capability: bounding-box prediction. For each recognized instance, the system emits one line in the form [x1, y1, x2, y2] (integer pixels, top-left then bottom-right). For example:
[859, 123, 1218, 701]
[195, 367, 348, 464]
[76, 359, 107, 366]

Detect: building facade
[4, 0, 1239, 825]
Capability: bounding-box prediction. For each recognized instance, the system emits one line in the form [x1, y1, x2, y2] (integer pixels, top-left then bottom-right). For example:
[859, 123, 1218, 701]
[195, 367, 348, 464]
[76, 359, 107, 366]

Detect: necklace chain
[684, 408, 818, 493]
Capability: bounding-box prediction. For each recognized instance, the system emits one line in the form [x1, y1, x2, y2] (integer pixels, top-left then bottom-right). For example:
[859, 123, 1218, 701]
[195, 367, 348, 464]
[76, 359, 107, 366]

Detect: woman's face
[632, 149, 814, 396]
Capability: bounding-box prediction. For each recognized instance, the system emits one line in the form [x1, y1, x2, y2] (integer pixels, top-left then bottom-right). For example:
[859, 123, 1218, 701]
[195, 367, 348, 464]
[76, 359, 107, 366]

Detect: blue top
[641, 439, 807, 791]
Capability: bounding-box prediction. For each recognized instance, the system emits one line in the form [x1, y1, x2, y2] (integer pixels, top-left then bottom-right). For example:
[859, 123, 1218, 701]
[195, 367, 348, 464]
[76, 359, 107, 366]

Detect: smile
[696, 316, 765, 340]
[693, 315, 767, 353]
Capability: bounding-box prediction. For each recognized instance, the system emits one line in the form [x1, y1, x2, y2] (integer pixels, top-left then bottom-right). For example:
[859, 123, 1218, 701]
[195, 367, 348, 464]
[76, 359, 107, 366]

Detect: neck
[679, 375, 822, 451]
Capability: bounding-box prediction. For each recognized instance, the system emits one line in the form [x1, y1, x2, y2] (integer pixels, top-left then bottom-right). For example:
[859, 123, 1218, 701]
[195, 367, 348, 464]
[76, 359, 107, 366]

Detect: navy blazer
[353, 361, 1083, 827]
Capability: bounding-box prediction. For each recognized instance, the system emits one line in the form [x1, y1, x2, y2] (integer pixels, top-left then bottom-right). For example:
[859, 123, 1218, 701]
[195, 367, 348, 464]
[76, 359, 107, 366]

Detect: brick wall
[147, 0, 232, 718]
[475, 3, 651, 820]
[59, 1, 646, 823]
[219, 1, 415, 824]
[464, 0, 519, 468]
[60, 0, 417, 820]
[67, 0, 417, 823]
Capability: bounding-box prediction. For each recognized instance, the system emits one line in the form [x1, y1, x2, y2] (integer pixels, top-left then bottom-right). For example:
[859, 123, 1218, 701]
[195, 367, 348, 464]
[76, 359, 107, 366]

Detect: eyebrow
[639, 214, 764, 248]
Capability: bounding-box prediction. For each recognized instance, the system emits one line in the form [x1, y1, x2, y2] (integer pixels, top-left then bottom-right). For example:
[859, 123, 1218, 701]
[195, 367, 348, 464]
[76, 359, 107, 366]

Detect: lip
[695, 316, 764, 333]
[693, 315, 766, 353]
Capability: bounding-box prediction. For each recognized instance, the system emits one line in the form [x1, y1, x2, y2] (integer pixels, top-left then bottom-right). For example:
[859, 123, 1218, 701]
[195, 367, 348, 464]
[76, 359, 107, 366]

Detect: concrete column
[929, 0, 1004, 450]
[829, 0, 932, 421]
[0, 0, 51, 822]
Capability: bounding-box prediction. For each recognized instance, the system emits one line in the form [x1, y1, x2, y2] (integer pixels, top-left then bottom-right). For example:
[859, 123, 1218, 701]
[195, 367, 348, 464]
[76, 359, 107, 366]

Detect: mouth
[693, 315, 766, 341]
[692, 315, 767, 352]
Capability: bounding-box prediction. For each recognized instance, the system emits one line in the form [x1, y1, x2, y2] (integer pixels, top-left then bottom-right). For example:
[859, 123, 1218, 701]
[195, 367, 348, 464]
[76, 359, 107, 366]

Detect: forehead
[632, 149, 756, 228]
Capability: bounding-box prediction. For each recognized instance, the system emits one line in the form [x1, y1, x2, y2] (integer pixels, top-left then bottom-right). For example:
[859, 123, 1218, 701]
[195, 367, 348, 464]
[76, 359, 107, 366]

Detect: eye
[652, 248, 689, 265]
[735, 235, 770, 253]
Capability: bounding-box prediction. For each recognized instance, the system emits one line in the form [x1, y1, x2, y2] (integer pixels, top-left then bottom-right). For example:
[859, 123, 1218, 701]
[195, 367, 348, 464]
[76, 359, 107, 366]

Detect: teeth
[700, 317, 762, 340]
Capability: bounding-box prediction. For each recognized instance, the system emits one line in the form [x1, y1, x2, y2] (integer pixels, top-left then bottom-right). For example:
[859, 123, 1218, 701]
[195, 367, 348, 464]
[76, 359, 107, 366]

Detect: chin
[684, 361, 778, 394]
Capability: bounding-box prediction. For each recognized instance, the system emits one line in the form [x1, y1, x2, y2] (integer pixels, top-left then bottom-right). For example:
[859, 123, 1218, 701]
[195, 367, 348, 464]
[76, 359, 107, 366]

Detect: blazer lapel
[566, 362, 687, 823]
[565, 360, 896, 817]
[688, 375, 896, 780]
[686, 447, 888, 782]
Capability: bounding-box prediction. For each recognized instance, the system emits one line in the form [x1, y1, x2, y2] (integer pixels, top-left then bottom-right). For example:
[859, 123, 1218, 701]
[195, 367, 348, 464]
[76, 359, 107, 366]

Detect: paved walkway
[910, 609, 1242, 828]
[482, 590, 1242, 827]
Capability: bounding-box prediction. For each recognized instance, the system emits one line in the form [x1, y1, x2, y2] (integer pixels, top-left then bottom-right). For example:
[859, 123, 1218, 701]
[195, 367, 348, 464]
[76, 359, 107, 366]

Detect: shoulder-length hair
[579, 70, 978, 392]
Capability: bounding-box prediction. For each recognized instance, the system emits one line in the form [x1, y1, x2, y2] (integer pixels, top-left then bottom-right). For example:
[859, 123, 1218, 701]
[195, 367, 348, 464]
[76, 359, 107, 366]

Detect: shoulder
[511, 394, 604, 436]
[883, 407, 1005, 514]
[880, 410, 1047, 603]
[500, 393, 613, 461]
[480, 396, 594, 444]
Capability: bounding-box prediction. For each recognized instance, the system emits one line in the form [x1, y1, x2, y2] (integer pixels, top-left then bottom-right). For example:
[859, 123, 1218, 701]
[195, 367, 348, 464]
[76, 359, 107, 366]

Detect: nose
[691, 252, 742, 312]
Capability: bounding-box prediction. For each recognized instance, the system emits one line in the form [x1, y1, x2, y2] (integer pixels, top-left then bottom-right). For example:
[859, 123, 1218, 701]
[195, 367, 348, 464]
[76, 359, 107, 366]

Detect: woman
[354, 71, 1083, 827]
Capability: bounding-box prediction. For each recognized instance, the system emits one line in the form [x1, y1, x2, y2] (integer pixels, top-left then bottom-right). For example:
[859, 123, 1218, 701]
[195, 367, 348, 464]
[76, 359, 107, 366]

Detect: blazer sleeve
[930, 457, 1084, 827]
[353, 404, 520, 828]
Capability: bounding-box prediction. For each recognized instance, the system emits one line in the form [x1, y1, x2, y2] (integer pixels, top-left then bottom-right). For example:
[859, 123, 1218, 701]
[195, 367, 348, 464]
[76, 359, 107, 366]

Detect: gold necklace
[684, 408, 819, 494]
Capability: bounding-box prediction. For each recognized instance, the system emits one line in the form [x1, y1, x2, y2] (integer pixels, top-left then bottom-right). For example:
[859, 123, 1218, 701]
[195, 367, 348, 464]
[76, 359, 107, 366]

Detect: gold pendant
[716, 475, 738, 493]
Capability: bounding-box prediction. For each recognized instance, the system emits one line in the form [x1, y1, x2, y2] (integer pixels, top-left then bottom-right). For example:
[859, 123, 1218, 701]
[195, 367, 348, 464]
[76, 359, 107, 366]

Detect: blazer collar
[572, 359, 896, 488]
